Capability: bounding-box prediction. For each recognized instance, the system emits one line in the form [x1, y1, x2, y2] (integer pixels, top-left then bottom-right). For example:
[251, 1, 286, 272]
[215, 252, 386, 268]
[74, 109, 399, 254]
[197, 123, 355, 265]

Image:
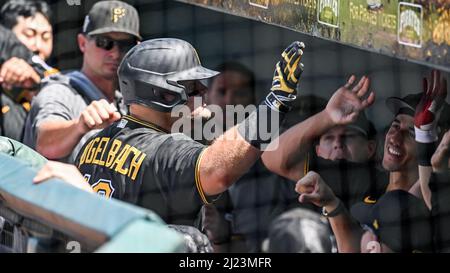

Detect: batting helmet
[118, 38, 220, 112]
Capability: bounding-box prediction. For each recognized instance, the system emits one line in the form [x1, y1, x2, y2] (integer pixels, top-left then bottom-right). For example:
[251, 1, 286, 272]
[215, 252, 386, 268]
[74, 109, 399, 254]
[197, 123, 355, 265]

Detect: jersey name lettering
[78, 137, 147, 181]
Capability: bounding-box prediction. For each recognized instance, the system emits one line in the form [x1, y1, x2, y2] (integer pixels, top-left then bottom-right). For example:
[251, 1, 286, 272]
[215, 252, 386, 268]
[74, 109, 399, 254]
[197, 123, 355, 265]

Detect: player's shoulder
[129, 131, 203, 152]
[117, 116, 197, 142]
[102, 116, 205, 153]
[34, 78, 78, 105]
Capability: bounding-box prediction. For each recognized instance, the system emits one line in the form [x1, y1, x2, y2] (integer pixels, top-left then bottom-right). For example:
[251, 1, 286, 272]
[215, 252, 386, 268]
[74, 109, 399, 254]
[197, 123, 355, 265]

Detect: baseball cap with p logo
[82, 0, 141, 41]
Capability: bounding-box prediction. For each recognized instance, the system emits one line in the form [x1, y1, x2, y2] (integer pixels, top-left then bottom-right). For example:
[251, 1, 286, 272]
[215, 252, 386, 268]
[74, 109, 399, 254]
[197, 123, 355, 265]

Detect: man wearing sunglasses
[24, 1, 140, 163]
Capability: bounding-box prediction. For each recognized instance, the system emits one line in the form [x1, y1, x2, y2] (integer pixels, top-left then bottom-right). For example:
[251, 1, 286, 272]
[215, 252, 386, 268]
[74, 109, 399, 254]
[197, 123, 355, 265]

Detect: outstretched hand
[270, 41, 305, 97]
[325, 75, 375, 126]
[414, 70, 447, 143]
[266, 41, 305, 112]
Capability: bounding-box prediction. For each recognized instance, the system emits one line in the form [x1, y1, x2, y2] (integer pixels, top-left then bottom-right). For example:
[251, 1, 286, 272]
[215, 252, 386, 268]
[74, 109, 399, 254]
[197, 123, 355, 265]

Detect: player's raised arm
[70, 39, 306, 224]
[296, 171, 363, 252]
[261, 75, 375, 181]
[414, 70, 448, 208]
[198, 42, 305, 195]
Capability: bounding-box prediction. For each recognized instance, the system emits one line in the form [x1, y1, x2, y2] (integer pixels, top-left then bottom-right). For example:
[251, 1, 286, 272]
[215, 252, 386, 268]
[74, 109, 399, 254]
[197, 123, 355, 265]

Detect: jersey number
[84, 174, 115, 199]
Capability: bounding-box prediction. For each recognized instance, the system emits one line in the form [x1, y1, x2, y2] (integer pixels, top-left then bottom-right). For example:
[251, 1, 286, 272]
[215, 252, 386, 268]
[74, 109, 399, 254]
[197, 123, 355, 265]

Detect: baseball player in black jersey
[75, 38, 306, 225]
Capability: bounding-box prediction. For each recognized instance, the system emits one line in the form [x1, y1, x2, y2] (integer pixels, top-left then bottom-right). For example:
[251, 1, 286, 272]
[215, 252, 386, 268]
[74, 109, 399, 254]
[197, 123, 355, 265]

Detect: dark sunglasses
[89, 35, 137, 52]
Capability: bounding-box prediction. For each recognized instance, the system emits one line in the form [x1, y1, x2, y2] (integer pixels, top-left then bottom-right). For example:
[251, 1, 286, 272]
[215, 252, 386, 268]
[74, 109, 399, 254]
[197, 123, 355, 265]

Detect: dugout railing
[0, 153, 184, 253]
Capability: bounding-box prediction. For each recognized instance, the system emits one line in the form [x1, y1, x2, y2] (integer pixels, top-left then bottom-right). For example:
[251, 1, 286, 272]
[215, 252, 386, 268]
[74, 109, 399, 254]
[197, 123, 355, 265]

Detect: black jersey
[429, 172, 450, 252]
[306, 152, 388, 210]
[75, 115, 210, 225]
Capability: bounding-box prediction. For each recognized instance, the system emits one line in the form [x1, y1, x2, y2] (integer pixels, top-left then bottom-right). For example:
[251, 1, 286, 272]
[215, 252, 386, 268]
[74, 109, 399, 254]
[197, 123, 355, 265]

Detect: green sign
[179, 0, 450, 72]
[398, 2, 422, 48]
[318, 0, 339, 27]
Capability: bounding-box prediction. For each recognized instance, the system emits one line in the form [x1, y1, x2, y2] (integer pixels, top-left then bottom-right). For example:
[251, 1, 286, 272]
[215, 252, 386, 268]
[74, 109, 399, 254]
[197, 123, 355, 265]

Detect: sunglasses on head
[89, 35, 137, 52]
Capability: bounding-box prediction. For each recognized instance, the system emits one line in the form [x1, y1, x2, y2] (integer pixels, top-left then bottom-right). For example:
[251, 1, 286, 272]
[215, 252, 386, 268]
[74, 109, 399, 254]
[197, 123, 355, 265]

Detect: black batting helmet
[118, 38, 220, 112]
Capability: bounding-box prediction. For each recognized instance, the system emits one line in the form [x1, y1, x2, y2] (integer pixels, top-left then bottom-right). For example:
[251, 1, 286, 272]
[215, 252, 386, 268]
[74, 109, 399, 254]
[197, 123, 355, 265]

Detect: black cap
[282, 96, 376, 139]
[386, 92, 450, 132]
[350, 199, 377, 227]
[347, 112, 377, 139]
[369, 190, 433, 253]
[82, 0, 141, 40]
[386, 93, 422, 117]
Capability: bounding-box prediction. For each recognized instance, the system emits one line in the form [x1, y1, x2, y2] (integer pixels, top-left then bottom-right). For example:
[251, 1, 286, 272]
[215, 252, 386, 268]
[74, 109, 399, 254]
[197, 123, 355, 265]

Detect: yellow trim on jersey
[195, 148, 210, 205]
[123, 115, 168, 133]
[303, 153, 310, 176]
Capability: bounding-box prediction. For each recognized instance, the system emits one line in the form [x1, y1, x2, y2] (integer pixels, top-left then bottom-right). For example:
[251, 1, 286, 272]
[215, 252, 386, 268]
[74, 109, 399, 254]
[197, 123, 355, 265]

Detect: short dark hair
[0, 0, 51, 30]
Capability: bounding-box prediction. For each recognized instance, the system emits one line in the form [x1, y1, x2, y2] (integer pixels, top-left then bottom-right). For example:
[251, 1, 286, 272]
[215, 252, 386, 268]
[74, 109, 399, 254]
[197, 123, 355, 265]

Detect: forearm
[328, 211, 363, 253]
[321, 198, 362, 253]
[262, 110, 334, 181]
[429, 171, 450, 214]
[432, 140, 450, 173]
[36, 119, 85, 159]
[418, 166, 433, 209]
[296, 171, 363, 252]
[415, 140, 439, 209]
[199, 40, 305, 195]
[199, 126, 261, 195]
